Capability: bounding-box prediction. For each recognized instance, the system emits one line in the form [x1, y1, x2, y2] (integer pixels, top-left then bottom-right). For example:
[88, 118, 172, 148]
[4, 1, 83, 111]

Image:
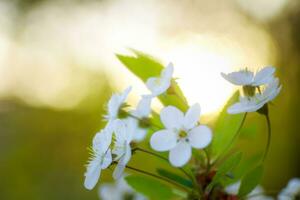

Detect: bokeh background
[0, 0, 299, 199]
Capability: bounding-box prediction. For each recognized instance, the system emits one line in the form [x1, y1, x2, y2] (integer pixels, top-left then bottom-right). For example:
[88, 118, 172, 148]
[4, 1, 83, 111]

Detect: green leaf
[116, 49, 189, 111]
[208, 91, 245, 159]
[156, 168, 193, 188]
[225, 153, 262, 186]
[116, 49, 163, 81]
[125, 175, 175, 200]
[238, 164, 264, 197]
[206, 152, 242, 192]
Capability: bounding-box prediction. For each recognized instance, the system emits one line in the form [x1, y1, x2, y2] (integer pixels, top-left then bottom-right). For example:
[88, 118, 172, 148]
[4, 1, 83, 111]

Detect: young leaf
[224, 153, 262, 186]
[238, 164, 264, 197]
[125, 175, 175, 200]
[206, 152, 242, 192]
[116, 50, 189, 111]
[116, 49, 163, 81]
[208, 91, 244, 159]
[156, 168, 193, 188]
[214, 152, 242, 180]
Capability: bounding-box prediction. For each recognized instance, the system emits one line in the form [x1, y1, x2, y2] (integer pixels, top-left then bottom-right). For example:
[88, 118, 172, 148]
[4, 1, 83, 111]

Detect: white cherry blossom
[221, 66, 275, 87]
[228, 78, 282, 114]
[99, 175, 147, 200]
[105, 86, 132, 122]
[84, 128, 113, 190]
[278, 178, 300, 200]
[221, 67, 281, 114]
[112, 119, 135, 179]
[128, 95, 152, 141]
[146, 63, 173, 97]
[150, 104, 212, 167]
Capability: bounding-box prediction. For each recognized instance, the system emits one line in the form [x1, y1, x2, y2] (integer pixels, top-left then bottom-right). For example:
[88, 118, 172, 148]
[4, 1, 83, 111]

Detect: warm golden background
[0, 0, 299, 199]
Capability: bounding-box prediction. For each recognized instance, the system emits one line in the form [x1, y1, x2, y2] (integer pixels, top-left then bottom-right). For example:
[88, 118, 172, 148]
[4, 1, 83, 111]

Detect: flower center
[179, 130, 188, 138]
[118, 103, 129, 119]
[124, 193, 135, 200]
[138, 117, 151, 128]
[242, 85, 256, 97]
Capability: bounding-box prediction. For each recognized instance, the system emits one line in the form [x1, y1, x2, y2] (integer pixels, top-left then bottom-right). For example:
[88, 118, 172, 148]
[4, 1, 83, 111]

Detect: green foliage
[156, 168, 193, 188]
[208, 91, 244, 159]
[125, 175, 175, 200]
[238, 165, 264, 197]
[206, 152, 242, 192]
[225, 153, 262, 186]
[116, 49, 189, 111]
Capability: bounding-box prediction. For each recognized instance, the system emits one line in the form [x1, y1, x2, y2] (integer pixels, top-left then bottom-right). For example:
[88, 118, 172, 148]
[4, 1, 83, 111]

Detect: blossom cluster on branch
[82, 51, 298, 200]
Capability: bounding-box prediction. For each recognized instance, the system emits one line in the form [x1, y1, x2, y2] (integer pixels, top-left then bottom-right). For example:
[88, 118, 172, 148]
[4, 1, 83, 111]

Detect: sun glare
[0, 0, 276, 113]
[164, 39, 235, 114]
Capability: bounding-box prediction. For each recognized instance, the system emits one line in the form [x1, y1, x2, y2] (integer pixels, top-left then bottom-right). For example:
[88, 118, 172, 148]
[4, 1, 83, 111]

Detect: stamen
[138, 117, 151, 128]
[242, 85, 256, 97]
[179, 130, 187, 138]
[118, 103, 129, 118]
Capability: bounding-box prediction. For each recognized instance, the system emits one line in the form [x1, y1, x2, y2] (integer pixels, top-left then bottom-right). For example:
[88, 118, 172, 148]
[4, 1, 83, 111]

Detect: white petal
[252, 66, 275, 86]
[93, 128, 112, 153]
[122, 118, 144, 142]
[135, 95, 152, 117]
[120, 86, 132, 102]
[84, 158, 102, 190]
[150, 130, 177, 151]
[107, 95, 120, 120]
[261, 78, 282, 102]
[101, 149, 112, 169]
[184, 103, 200, 130]
[225, 182, 240, 195]
[285, 178, 300, 195]
[146, 77, 171, 96]
[160, 106, 184, 129]
[146, 64, 173, 96]
[221, 71, 253, 85]
[188, 125, 212, 149]
[133, 127, 148, 142]
[227, 100, 264, 114]
[114, 120, 128, 144]
[107, 87, 131, 120]
[99, 184, 122, 200]
[113, 145, 131, 180]
[161, 63, 174, 80]
[145, 77, 159, 94]
[113, 163, 126, 180]
[169, 141, 191, 167]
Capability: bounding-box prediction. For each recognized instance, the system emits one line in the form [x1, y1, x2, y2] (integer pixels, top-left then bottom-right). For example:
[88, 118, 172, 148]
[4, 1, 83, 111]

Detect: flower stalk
[111, 161, 191, 193]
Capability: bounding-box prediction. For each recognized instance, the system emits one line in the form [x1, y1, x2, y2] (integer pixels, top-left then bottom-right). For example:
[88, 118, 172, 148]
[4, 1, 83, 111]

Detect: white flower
[84, 128, 113, 190]
[99, 175, 147, 200]
[221, 67, 281, 114]
[146, 63, 173, 97]
[278, 178, 300, 200]
[228, 78, 282, 114]
[221, 66, 275, 87]
[128, 95, 152, 141]
[112, 119, 135, 179]
[150, 104, 212, 167]
[106, 86, 132, 121]
[225, 182, 274, 200]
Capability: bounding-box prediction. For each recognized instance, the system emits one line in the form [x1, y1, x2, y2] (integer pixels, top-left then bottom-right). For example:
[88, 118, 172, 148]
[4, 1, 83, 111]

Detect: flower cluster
[84, 63, 210, 190]
[84, 53, 284, 200]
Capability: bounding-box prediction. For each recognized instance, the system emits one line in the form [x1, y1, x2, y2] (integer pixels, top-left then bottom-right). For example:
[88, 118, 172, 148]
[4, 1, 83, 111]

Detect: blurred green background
[0, 0, 299, 199]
